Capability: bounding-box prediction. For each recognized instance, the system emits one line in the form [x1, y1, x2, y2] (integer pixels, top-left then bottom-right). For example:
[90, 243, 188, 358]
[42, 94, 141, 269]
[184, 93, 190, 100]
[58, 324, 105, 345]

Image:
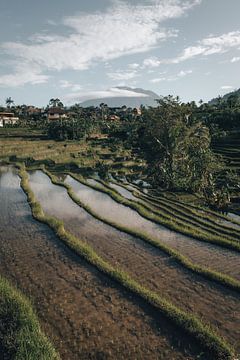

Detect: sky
[0, 0, 240, 106]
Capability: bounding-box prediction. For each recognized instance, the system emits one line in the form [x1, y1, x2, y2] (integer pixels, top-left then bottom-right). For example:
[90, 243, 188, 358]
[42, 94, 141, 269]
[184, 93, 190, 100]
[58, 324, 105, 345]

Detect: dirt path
[0, 166, 201, 360]
[29, 170, 240, 353]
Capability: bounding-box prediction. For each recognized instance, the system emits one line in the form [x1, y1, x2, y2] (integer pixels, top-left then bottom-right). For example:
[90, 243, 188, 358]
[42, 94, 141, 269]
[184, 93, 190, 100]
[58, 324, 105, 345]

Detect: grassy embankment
[18, 164, 235, 360]
[126, 181, 240, 227]
[0, 275, 59, 360]
[44, 169, 240, 294]
[213, 130, 240, 214]
[0, 128, 145, 176]
[86, 177, 240, 252]
[108, 179, 240, 240]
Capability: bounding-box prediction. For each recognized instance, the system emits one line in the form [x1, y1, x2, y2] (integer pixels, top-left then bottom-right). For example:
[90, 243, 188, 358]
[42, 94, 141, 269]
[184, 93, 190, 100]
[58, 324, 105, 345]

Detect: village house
[0, 112, 19, 127]
[108, 114, 120, 121]
[47, 107, 68, 121]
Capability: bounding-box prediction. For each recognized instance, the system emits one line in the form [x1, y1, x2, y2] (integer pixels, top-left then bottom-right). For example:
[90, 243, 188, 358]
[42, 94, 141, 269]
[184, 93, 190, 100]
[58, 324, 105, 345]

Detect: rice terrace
[0, 0, 240, 359]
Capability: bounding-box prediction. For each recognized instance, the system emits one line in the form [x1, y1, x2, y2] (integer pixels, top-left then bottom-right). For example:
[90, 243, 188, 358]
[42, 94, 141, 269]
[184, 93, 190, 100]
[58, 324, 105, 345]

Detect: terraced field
[0, 128, 240, 359]
[27, 169, 240, 354]
[63, 175, 240, 281]
[1, 166, 203, 360]
[0, 128, 145, 176]
[213, 130, 240, 214]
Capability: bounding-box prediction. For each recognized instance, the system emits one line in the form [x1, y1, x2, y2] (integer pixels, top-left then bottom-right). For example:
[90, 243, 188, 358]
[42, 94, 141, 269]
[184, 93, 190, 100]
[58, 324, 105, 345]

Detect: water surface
[65, 174, 240, 281]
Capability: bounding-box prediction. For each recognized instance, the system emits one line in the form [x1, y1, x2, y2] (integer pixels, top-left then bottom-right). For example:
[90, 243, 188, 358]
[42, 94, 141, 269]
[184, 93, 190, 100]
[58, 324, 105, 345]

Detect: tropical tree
[49, 98, 64, 108]
[5, 97, 14, 109]
[139, 96, 221, 194]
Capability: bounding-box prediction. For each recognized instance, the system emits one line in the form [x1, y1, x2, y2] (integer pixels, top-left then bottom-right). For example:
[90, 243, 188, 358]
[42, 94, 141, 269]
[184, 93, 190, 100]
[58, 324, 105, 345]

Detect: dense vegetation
[2, 91, 240, 211]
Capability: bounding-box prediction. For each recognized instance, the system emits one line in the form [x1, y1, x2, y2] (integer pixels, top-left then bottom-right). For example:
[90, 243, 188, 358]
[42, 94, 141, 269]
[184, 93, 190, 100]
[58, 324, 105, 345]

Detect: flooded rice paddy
[0, 166, 205, 360]
[69, 175, 240, 281]
[27, 170, 240, 351]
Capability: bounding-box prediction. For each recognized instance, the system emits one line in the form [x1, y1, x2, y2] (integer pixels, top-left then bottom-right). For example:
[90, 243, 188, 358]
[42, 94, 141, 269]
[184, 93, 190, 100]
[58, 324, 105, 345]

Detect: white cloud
[0, 63, 49, 87]
[177, 69, 193, 77]
[144, 30, 240, 67]
[150, 77, 166, 83]
[128, 63, 140, 69]
[0, 0, 201, 86]
[59, 80, 82, 91]
[166, 31, 240, 63]
[143, 57, 162, 68]
[221, 85, 234, 90]
[107, 70, 139, 81]
[64, 86, 149, 104]
[150, 69, 192, 82]
[231, 56, 240, 63]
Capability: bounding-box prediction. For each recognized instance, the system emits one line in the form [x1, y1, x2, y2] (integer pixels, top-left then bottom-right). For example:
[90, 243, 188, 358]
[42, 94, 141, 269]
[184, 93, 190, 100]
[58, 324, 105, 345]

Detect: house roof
[0, 112, 15, 117]
[48, 107, 65, 114]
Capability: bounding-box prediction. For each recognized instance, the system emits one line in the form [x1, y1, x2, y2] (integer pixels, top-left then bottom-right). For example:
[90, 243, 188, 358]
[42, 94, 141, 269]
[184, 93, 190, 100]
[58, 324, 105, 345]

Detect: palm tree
[5, 97, 14, 109]
[49, 98, 63, 108]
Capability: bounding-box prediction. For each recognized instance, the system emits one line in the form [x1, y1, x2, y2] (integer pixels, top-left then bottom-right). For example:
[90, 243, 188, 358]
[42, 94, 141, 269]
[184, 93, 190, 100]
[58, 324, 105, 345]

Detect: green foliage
[137, 96, 222, 196]
[47, 117, 94, 140]
[0, 276, 59, 360]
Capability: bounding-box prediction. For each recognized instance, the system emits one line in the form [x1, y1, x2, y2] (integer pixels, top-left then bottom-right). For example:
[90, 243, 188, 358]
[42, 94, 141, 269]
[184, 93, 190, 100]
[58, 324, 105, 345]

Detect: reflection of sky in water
[0, 166, 29, 219]
[0, 166, 19, 189]
[109, 182, 137, 201]
[28, 171, 123, 242]
[65, 174, 240, 280]
[29, 171, 89, 222]
[65, 175, 181, 242]
[228, 212, 240, 223]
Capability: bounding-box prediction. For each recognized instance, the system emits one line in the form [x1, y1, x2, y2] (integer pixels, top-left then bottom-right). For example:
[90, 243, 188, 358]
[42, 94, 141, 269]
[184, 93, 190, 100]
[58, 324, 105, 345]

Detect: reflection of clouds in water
[109, 182, 136, 201]
[228, 212, 240, 223]
[29, 171, 118, 240]
[65, 175, 180, 243]
[0, 167, 20, 189]
[29, 171, 90, 223]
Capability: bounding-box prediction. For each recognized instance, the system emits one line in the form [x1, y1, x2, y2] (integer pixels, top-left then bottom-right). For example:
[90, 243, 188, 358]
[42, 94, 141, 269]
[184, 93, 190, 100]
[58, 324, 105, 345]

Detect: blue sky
[0, 0, 240, 106]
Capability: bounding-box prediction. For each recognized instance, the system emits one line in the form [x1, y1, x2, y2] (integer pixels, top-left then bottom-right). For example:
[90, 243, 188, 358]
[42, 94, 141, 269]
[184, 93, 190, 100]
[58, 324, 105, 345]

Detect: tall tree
[139, 96, 221, 193]
[5, 97, 14, 109]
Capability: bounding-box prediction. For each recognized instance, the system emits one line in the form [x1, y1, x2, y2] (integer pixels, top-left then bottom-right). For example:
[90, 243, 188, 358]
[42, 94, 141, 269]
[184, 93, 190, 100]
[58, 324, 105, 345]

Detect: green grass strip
[85, 177, 240, 253]
[18, 165, 235, 360]
[0, 275, 59, 360]
[112, 180, 240, 241]
[128, 181, 240, 230]
[44, 169, 240, 294]
[144, 185, 240, 227]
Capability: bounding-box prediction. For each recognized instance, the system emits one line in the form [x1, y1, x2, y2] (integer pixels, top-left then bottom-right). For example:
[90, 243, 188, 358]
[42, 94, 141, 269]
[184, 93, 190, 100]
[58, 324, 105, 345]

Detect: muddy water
[28, 170, 240, 352]
[0, 167, 203, 360]
[65, 175, 240, 281]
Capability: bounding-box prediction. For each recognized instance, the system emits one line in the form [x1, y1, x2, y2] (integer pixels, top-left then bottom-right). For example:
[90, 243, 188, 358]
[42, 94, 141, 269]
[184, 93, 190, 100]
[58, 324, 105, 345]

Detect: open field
[0, 128, 239, 359]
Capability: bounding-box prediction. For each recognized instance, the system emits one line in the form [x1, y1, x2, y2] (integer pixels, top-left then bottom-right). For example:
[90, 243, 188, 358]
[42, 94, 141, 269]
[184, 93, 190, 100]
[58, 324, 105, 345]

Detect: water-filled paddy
[66, 175, 240, 281]
[28, 170, 240, 350]
[1, 166, 203, 360]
